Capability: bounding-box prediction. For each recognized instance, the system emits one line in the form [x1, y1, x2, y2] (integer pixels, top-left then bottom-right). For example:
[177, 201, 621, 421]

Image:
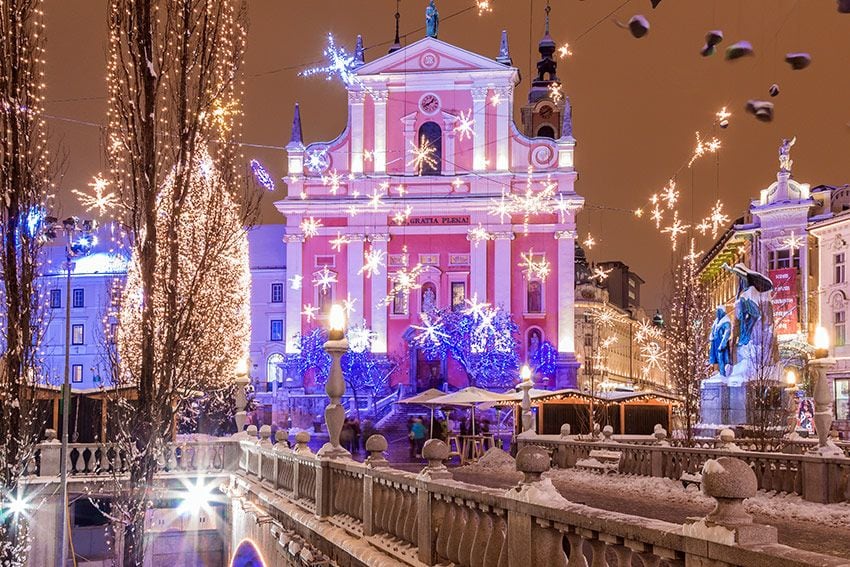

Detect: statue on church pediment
[779, 136, 796, 173]
[425, 1, 439, 38]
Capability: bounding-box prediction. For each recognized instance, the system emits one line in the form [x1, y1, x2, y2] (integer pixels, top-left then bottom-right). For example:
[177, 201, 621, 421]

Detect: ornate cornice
[283, 234, 305, 244]
[554, 230, 577, 240]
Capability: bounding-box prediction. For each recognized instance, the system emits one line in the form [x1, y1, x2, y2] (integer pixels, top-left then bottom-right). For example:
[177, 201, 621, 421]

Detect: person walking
[411, 417, 427, 459]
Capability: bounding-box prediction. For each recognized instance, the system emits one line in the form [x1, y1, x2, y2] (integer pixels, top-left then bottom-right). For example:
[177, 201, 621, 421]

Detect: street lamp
[810, 325, 841, 456]
[317, 304, 349, 458]
[783, 369, 799, 439]
[44, 216, 96, 567]
[519, 364, 534, 434]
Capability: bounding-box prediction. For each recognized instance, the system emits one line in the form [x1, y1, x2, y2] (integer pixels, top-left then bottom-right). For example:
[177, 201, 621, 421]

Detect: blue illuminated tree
[530, 339, 558, 380]
[415, 306, 519, 389]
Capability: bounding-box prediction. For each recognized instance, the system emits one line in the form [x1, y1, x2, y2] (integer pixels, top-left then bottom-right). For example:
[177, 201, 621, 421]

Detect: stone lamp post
[783, 369, 800, 440]
[519, 364, 535, 434]
[810, 326, 842, 456]
[317, 304, 350, 459]
[233, 357, 251, 437]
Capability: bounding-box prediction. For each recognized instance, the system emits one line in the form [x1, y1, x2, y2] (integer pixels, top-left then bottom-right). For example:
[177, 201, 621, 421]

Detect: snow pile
[474, 448, 516, 472]
[746, 492, 850, 528]
[682, 519, 735, 545]
[702, 459, 726, 474]
[508, 477, 570, 507]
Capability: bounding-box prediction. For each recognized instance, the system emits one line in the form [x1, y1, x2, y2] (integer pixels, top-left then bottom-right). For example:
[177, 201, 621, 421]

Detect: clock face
[420, 94, 440, 114]
[540, 105, 553, 119]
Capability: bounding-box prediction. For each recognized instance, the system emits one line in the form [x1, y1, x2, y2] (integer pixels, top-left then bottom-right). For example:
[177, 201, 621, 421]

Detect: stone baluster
[292, 431, 312, 455]
[274, 430, 290, 450]
[418, 439, 451, 480]
[364, 434, 390, 468]
[259, 425, 273, 448]
[318, 323, 350, 459]
[40, 429, 61, 477]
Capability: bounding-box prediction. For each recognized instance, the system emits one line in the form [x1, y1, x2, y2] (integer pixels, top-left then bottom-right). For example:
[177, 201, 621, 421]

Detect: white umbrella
[428, 387, 512, 435]
[397, 388, 457, 437]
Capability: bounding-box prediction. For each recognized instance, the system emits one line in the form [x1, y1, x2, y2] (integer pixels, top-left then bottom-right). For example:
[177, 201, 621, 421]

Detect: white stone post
[471, 86, 488, 171]
[520, 379, 534, 434]
[372, 89, 388, 173]
[349, 90, 365, 174]
[284, 233, 304, 353]
[442, 113, 456, 175]
[495, 86, 511, 171]
[555, 230, 576, 353]
[346, 234, 365, 325]
[469, 231, 487, 303]
[318, 306, 350, 459]
[810, 356, 841, 456]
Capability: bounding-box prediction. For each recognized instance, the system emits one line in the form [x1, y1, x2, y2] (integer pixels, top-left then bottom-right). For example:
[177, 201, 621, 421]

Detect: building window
[72, 364, 83, 383]
[270, 320, 283, 342]
[392, 283, 407, 315]
[450, 281, 466, 312]
[836, 379, 850, 421]
[768, 248, 799, 270]
[527, 280, 543, 313]
[271, 283, 284, 303]
[318, 285, 333, 315]
[835, 311, 846, 347]
[72, 288, 84, 308]
[416, 122, 442, 175]
[421, 282, 437, 313]
[50, 289, 61, 309]
[71, 324, 84, 345]
[267, 353, 285, 383]
[835, 253, 846, 284]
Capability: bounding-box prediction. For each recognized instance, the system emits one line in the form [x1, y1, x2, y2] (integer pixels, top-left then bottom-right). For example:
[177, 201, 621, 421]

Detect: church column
[442, 113, 456, 176]
[372, 89, 388, 173]
[469, 231, 487, 302]
[284, 233, 305, 353]
[349, 90, 366, 174]
[402, 113, 417, 175]
[370, 234, 390, 353]
[493, 231, 514, 311]
[555, 230, 576, 353]
[471, 86, 488, 171]
[495, 86, 511, 171]
[347, 234, 365, 325]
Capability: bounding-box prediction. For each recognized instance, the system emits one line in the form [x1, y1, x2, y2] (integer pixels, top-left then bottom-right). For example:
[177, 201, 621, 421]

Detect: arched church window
[421, 282, 437, 313]
[536, 125, 555, 139]
[527, 279, 543, 313]
[417, 121, 442, 175]
[267, 353, 285, 383]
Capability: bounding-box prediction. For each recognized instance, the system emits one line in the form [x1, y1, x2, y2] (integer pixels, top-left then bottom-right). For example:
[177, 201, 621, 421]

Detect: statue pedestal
[700, 378, 748, 427]
[554, 353, 580, 389]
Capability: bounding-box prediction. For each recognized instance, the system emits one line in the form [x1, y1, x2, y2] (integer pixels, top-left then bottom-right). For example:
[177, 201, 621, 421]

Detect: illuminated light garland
[548, 82, 564, 105]
[329, 231, 350, 252]
[347, 322, 377, 354]
[468, 223, 492, 246]
[408, 136, 438, 175]
[300, 217, 322, 238]
[453, 109, 475, 141]
[73, 174, 119, 216]
[782, 230, 804, 251]
[412, 311, 450, 347]
[650, 204, 664, 229]
[301, 303, 319, 322]
[358, 247, 386, 278]
[489, 92, 501, 107]
[392, 205, 413, 225]
[367, 187, 385, 210]
[634, 208, 644, 218]
[321, 169, 343, 194]
[305, 148, 330, 173]
[299, 33, 364, 90]
[592, 265, 613, 281]
[600, 336, 618, 349]
[312, 265, 338, 292]
[716, 106, 731, 128]
[634, 319, 662, 345]
[583, 233, 596, 249]
[476, 0, 493, 15]
[342, 292, 357, 318]
[661, 211, 690, 251]
[660, 180, 678, 210]
[696, 200, 730, 239]
[250, 159, 275, 191]
[289, 274, 303, 290]
[518, 249, 551, 281]
[462, 293, 491, 320]
[587, 306, 617, 328]
[553, 193, 580, 223]
[558, 43, 573, 58]
[688, 131, 721, 168]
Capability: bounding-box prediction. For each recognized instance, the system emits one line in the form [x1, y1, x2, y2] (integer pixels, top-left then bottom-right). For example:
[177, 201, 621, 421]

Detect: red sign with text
[769, 268, 798, 335]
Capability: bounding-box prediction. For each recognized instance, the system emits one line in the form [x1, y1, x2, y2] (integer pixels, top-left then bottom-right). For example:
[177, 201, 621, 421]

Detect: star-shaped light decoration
[453, 109, 475, 141]
[583, 233, 596, 249]
[489, 92, 501, 107]
[462, 293, 491, 320]
[408, 137, 438, 175]
[412, 311, 449, 347]
[299, 33, 363, 89]
[600, 336, 618, 349]
[592, 265, 613, 281]
[312, 266, 338, 292]
[367, 187, 385, 211]
[634, 319, 662, 345]
[554, 192, 580, 223]
[300, 217, 322, 238]
[688, 131, 721, 168]
[392, 205, 413, 225]
[782, 230, 804, 251]
[634, 208, 644, 218]
[661, 211, 690, 251]
[476, 0, 493, 15]
[345, 205, 359, 218]
[363, 149, 374, 162]
[518, 249, 551, 281]
[548, 82, 564, 105]
[342, 292, 357, 318]
[289, 274, 303, 290]
[359, 247, 386, 278]
[302, 303, 319, 322]
[73, 174, 119, 217]
[451, 177, 464, 191]
[558, 43, 573, 58]
[705, 200, 730, 239]
[305, 148, 330, 173]
[347, 322, 377, 353]
[250, 160, 276, 192]
[468, 224, 492, 247]
[640, 341, 666, 372]
[716, 106, 731, 127]
[330, 232, 350, 252]
[321, 169, 343, 194]
[588, 306, 616, 328]
[488, 193, 512, 223]
[660, 180, 678, 210]
[650, 205, 664, 229]
[684, 238, 703, 263]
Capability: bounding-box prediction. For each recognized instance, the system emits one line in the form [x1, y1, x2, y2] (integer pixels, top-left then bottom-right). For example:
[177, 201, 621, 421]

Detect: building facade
[278, 26, 583, 391]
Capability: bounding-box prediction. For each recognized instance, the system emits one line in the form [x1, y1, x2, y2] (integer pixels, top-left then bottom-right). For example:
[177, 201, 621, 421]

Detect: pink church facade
[278, 34, 583, 390]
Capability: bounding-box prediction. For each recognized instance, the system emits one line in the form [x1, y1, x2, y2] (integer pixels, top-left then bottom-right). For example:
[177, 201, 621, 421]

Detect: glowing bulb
[814, 325, 830, 354]
[235, 357, 248, 376]
[178, 477, 215, 515]
[520, 364, 531, 382]
[785, 369, 797, 386]
[329, 304, 346, 339]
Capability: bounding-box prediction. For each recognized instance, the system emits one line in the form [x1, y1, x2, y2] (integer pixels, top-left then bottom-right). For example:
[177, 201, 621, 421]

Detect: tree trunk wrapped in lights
[0, 1, 53, 564]
[104, 1, 254, 564]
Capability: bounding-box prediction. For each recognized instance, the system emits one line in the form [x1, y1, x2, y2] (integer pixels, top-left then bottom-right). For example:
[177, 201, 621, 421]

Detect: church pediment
[356, 37, 515, 77]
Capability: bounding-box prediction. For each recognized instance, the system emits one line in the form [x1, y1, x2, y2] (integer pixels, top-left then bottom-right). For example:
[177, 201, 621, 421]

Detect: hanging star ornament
[301, 304, 319, 322]
[782, 230, 804, 251]
[518, 249, 551, 281]
[73, 174, 119, 216]
[660, 180, 678, 210]
[462, 293, 491, 320]
[289, 274, 303, 290]
[312, 266, 338, 292]
[330, 232, 350, 252]
[299, 33, 364, 90]
[412, 311, 449, 347]
[583, 233, 596, 249]
[359, 247, 386, 278]
[408, 136, 438, 175]
[342, 293, 357, 318]
[661, 211, 690, 251]
[688, 131, 721, 167]
[453, 109, 475, 141]
[300, 217, 322, 238]
[468, 224, 492, 247]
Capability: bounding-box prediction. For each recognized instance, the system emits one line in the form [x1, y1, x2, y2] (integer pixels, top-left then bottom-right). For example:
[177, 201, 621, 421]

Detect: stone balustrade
[519, 434, 850, 504]
[230, 436, 848, 567]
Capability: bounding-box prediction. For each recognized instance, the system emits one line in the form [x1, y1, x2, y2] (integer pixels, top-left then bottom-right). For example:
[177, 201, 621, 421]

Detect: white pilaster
[471, 86, 488, 171]
[372, 89, 388, 173]
[469, 231, 487, 302]
[284, 233, 305, 353]
[493, 231, 514, 311]
[349, 90, 366, 174]
[495, 86, 511, 171]
[401, 112, 417, 175]
[442, 112, 457, 176]
[556, 230, 576, 353]
[347, 235, 365, 325]
[370, 234, 390, 353]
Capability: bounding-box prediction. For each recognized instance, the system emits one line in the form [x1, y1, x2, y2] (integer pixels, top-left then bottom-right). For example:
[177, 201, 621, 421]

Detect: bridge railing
[233, 436, 848, 567]
[517, 434, 850, 505]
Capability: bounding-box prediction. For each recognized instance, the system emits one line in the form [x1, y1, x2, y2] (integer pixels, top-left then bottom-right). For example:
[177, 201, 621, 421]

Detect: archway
[417, 121, 442, 175]
[231, 539, 265, 567]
